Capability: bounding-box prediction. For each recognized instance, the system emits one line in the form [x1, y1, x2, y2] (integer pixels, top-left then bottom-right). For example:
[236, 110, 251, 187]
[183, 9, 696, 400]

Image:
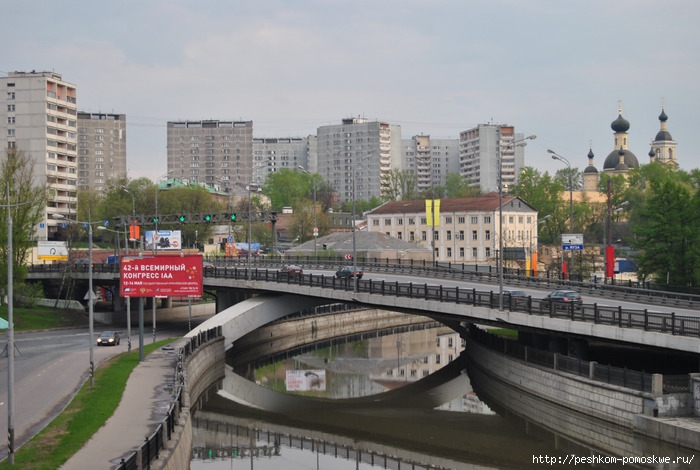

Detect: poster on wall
[285, 370, 326, 392]
[144, 230, 182, 251]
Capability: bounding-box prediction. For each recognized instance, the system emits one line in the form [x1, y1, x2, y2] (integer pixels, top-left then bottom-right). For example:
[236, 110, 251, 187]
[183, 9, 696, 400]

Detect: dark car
[542, 290, 583, 310]
[335, 266, 363, 279]
[96, 331, 120, 346]
[280, 264, 304, 277]
[202, 260, 215, 269]
[503, 289, 529, 306]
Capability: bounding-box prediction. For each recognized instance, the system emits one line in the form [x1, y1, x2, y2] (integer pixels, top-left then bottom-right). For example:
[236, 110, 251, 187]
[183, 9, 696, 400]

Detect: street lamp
[52, 214, 97, 386]
[297, 166, 318, 259]
[548, 149, 575, 280]
[498, 134, 536, 310]
[246, 183, 262, 281]
[152, 171, 171, 344]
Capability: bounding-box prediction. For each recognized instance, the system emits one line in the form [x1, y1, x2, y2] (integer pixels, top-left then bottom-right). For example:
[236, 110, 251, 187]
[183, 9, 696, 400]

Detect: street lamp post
[297, 166, 318, 259]
[152, 172, 171, 344]
[498, 135, 536, 310]
[548, 150, 575, 280]
[53, 214, 96, 386]
[246, 183, 261, 281]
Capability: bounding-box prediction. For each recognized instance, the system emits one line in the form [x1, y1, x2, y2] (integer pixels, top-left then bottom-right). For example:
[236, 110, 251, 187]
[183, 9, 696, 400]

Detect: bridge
[27, 261, 700, 354]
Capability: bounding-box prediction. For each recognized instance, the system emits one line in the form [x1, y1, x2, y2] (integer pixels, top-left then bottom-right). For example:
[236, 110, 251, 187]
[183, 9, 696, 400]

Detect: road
[0, 320, 194, 462]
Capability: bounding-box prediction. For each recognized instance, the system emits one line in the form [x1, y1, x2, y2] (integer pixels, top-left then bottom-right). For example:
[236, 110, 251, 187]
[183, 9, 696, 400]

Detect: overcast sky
[5, 0, 698, 181]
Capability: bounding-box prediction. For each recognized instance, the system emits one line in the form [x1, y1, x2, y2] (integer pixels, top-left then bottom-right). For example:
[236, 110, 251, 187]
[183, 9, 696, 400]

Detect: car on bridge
[541, 289, 583, 310]
[336, 266, 363, 279]
[502, 289, 529, 307]
[279, 264, 304, 278]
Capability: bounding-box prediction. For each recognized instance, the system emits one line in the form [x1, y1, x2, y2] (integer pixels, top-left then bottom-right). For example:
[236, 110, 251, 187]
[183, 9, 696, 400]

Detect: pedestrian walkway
[60, 342, 182, 469]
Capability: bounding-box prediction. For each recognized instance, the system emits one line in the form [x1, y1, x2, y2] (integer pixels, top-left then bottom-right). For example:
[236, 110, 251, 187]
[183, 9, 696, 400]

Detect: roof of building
[366, 193, 534, 215]
[289, 231, 430, 254]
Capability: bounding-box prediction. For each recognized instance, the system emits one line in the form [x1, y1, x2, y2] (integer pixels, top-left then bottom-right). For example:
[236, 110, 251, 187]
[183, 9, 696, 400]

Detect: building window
[484, 216, 491, 223]
[485, 247, 491, 257]
[458, 230, 464, 240]
[471, 216, 478, 224]
[485, 230, 490, 240]
[445, 216, 452, 223]
[420, 217, 427, 224]
[472, 247, 477, 257]
[408, 218, 415, 225]
[459, 247, 464, 257]
[421, 231, 427, 241]
[373, 219, 379, 226]
[472, 230, 477, 240]
[397, 219, 403, 225]
[384, 218, 391, 226]
[434, 231, 439, 241]
[446, 230, 452, 240]
[409, 231, 415, 241]
[446, 247, 452, 257]
[397, 232, 402, 240]
[458, 216, 465, 224]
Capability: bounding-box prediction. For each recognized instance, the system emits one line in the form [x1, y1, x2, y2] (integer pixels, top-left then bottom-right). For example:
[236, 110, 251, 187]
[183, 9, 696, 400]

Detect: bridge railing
[29, 257, 700, 308]
[199, 267, 700, 339]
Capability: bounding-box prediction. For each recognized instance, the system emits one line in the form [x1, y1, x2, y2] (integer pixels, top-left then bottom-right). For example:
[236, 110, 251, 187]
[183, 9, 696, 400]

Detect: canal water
[190, 319, 696, 469]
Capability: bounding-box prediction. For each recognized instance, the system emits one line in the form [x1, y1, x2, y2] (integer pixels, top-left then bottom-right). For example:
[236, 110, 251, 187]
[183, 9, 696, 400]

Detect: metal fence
[468, 326, 690, 394]
[115, 326, 222, 470]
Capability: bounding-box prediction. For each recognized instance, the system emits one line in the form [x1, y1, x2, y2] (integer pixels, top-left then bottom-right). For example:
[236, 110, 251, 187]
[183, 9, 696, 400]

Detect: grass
[0, 303, 177, 469]
[0, 304, 87, 330]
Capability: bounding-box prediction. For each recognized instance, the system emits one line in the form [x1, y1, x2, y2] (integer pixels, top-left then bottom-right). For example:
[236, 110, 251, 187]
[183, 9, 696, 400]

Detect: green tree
[263, 168, 310, 211]
[632, 177, 697, 285]
[0, 149, 48, 295]
[444, 173, 481, 198]
[382, 169, 418, 201]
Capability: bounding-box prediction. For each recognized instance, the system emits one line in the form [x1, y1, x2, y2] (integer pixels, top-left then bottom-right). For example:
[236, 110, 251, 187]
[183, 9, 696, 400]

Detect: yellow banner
[425, 199, 440, 227]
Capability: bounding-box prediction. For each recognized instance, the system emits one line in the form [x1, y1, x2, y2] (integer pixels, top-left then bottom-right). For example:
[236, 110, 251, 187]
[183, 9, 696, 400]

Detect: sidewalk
[60, 342, 182, 469]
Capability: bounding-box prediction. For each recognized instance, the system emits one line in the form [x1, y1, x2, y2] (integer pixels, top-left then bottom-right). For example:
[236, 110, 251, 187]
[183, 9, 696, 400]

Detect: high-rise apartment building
[316, 117, 401, 204]
[459, 124, 527, 193]
[77, 112, 127, 192]
[0, 71, 78, 240]
[252, 137, 311, 186]
[166, 120, 253, 192]
[403, 135, 460, 193]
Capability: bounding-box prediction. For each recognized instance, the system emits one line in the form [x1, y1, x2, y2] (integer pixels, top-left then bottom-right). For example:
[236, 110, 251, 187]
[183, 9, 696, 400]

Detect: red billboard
[120, 254, 203, 298]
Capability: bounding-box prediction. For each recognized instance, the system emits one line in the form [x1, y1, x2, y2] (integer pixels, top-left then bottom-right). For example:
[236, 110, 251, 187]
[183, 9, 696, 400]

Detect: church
[582, 104, 678, 191]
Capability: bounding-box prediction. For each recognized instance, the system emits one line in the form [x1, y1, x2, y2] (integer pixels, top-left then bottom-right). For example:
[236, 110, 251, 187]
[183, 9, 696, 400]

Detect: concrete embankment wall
[158, 336, 225, 470]
[466, 336, 700, 452]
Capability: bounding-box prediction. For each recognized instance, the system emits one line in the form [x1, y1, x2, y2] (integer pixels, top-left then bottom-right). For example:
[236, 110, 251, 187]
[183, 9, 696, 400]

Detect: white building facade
[366, 195, 538, 264]
[252, 137, 312, 186]
[0, 71, 78, 240]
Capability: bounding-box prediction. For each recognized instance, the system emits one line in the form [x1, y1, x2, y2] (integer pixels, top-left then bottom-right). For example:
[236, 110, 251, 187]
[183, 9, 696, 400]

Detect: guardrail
[27, 258, 700, 309]
[201, 266, 700, 339]
[115, 326, 222, 470]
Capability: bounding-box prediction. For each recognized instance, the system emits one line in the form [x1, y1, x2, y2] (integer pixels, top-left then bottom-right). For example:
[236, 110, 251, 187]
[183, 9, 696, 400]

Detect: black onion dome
[659, 109, 668, 122]
[615, 148, 629, 171]
[604, 146, 639, 170]
[584, 148, 598, 173]
[655, 130, 673, 141]
[649, 147, 656, 158]
[611, 113, 630, 133]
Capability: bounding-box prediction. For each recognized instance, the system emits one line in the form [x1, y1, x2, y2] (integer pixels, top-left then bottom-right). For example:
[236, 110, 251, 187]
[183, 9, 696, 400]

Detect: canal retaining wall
[156, 336, 225, 470]
[465, 335, 700, 452]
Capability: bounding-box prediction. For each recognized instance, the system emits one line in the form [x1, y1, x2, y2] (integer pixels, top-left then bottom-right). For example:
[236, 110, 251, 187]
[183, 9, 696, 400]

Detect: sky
[4, 0, 699, 181]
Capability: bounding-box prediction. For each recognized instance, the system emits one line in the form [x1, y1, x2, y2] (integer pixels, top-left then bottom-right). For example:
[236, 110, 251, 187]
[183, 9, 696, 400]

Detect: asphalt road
[0, 319, 194, 462]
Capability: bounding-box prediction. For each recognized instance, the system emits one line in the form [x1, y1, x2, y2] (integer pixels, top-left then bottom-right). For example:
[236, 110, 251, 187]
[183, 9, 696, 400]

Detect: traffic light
[204, 214, 212, 222]
[152, 216, 159, 223]
[229, 213, 237, 221]
[178, 215, 187, 223]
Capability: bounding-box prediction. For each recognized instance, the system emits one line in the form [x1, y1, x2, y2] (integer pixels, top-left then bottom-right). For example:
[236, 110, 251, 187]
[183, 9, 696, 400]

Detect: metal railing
[115, 326, 222, 470]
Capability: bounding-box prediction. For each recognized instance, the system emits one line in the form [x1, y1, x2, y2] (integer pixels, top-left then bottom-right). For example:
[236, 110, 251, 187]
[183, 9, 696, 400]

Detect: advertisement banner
[37, 241, 69, 261]
[285, 370, 326, 392]
[144, 230, 182, 251]
[120, 254, 203, 298]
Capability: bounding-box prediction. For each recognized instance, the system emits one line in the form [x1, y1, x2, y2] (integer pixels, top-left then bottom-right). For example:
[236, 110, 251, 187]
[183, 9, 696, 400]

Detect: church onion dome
[611, 113, 630, 133]
[584, 148, 598, 173]
[615, 148, 629, 171]
[655, 130, 673, 141]
[649, 147, 655, 158]
[659, 109, 668, 122]
[604, 146, 639, 170]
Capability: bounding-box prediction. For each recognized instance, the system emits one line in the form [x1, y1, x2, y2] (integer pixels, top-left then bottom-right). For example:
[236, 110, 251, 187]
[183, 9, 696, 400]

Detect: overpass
[27, 262, 700, 354]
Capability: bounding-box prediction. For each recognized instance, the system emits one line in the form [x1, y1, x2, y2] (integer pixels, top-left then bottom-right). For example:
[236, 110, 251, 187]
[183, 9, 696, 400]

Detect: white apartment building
[77, 112, 127, 193]
[0, 71, 78, 240]
[459, 124, 528, 193]
[316, 117, 402, 204]
[402, 135, 460, 192]
[252, 137, 311, 186]
[166, 120, 253, 192]
[366, 194, 538, 264]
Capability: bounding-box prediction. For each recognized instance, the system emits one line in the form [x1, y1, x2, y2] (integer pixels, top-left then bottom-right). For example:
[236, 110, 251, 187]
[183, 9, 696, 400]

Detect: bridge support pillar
[216, 289, 249, 312]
